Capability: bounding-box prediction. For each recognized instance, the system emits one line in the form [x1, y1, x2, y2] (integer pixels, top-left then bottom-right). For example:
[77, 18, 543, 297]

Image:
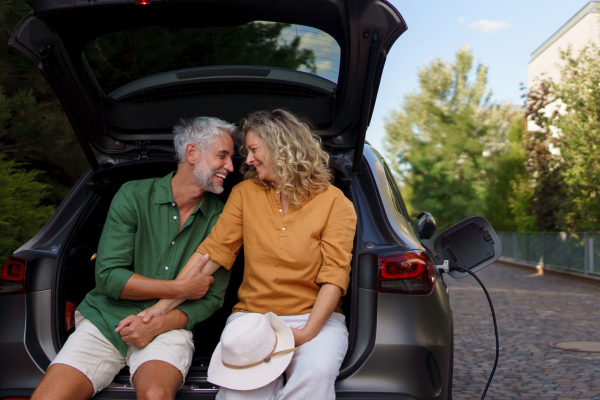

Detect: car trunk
[53, 155, 358, 387]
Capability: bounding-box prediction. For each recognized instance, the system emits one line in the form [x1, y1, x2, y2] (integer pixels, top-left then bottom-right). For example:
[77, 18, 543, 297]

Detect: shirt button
[171, 203, 176, 207]
[282, 227, 285, 231]
[171, 241, 175, 245]
[173, 216, 177, 220]
[276, 191, 279, 194]
[165, 266, 169, 271]
[279, 209, 282, 213]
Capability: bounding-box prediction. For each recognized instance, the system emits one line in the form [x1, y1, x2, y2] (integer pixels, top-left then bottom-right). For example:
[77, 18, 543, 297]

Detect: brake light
[378, 251, 435, 294]
[0, 256, 27, 295]
[135, 0, 150, 4]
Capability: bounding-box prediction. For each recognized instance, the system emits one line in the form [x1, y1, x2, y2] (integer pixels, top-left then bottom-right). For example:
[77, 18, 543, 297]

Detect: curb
[497, 258, 600, 287]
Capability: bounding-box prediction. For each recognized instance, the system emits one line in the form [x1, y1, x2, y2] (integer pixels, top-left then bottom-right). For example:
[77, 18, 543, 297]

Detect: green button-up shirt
[77, 171, 231, 356]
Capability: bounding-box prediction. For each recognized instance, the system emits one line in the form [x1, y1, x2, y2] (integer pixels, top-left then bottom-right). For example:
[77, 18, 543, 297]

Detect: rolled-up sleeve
[94, 187, 137, 300]
[197, 185, 244, 270]
[316, 196, 357, 296]
[176, 266, 231, 329]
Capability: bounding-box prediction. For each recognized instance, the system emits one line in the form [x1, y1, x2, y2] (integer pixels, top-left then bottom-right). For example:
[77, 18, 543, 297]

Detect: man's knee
[136, 384, 176, 400]
[31, 364, 95, 400]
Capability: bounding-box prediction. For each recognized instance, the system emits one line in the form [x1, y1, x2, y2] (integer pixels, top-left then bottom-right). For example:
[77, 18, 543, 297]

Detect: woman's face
[245, 130, 276, 183]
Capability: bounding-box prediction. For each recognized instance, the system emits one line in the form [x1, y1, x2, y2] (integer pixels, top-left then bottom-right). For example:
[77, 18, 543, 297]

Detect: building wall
[528, 3, 600, 88]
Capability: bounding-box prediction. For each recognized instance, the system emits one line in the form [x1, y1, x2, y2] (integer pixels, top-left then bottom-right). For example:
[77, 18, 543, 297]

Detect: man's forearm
[120, 273, 184, 301]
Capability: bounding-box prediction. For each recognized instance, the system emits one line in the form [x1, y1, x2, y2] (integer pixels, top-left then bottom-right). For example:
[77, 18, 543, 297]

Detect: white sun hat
[208, 312, 298, 391]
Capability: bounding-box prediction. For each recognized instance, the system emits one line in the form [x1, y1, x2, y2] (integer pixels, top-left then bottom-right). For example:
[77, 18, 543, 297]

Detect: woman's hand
[137, 304, 169, 323]
[290, 327, 314, 347]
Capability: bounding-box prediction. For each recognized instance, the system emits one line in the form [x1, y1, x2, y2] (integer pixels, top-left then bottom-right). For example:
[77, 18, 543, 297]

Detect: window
[84, 22, 340, 102]
[382, 162, 411, 222]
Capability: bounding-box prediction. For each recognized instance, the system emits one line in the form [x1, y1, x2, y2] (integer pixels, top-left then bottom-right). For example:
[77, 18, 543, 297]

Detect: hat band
[222, 336, 299, 370]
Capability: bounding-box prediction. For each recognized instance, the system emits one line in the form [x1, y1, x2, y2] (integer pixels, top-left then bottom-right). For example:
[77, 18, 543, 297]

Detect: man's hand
[115, 315, 159, 348]
[176, 254, 215, 300]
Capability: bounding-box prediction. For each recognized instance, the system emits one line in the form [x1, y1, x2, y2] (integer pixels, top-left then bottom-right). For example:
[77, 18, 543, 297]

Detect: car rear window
[84, 22, 340, 103]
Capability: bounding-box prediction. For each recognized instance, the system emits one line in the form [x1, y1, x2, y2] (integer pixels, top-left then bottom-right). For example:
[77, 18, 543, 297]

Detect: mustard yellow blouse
[197, 179, 357, 315]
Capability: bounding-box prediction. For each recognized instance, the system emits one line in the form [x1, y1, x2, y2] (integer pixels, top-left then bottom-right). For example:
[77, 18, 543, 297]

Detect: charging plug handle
[435, 259, 456, 273]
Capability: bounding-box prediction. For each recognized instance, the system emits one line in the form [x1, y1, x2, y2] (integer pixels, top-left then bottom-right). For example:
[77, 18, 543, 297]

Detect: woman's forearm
[149, 252, 221, 314]
[175, 252, 221, 280]
[300, 284, 343, 341]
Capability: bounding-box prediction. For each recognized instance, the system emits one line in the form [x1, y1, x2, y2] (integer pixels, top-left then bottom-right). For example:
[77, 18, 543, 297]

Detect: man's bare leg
[31, 364, 94, 400]
[133, 360, 183, 400]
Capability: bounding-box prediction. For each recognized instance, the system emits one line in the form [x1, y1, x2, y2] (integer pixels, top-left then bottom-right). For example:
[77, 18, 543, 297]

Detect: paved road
[448, 262, 600, 400]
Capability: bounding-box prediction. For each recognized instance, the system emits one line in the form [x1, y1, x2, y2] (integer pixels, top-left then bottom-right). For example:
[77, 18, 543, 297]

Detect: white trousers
[216, 312, 348, 400]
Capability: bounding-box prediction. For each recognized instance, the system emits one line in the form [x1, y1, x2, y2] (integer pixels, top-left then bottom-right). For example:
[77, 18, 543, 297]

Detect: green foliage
[526, 36, 600, 231]
[384, 45, 514, 230]
[0, 154, 54, 261]
[1, 1, 88, 205]
[484, 115, 537, 231]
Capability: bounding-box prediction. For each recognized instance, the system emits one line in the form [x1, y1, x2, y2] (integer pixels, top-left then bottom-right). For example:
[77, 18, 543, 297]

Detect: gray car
[1, 1, 501, 399]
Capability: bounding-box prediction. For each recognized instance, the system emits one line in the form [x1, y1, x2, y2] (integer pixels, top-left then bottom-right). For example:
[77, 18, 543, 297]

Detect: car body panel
[0, 294, 45, 389]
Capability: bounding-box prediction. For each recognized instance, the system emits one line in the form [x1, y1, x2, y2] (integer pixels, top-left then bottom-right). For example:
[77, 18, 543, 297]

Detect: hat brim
[208, 313, 296, 391]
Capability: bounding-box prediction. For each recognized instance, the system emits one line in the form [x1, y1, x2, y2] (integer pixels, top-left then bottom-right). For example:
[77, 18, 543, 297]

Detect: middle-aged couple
[31, 109, 357, 400]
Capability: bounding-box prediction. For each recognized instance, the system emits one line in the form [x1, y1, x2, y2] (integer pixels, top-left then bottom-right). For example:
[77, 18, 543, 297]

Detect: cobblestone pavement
[447, 262, 600, 400]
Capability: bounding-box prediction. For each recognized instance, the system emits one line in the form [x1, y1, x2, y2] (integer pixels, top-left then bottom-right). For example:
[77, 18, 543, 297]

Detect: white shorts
[50, 311, 194, 394]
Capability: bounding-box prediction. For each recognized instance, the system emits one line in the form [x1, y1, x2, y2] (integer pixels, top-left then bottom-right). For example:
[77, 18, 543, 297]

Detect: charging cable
[436, 260, 499, 400]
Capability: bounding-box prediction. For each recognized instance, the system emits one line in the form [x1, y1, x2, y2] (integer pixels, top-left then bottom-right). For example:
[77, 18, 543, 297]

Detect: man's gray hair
[173, 117, 237, 164]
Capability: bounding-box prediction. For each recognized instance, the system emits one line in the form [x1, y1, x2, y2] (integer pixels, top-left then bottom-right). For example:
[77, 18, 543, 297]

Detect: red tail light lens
[0, 256, 27, 295]
[378, 251, 435, 294]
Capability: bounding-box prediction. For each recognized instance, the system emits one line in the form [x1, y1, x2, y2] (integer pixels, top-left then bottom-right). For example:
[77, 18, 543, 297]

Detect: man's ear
[185, 143, 199, 165]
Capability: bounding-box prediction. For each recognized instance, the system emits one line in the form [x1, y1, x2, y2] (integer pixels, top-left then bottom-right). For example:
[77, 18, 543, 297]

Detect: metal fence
[497, 232, 600, 276]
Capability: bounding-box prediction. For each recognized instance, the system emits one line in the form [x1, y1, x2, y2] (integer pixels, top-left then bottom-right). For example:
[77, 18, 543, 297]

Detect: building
[528, 1, 600, 87]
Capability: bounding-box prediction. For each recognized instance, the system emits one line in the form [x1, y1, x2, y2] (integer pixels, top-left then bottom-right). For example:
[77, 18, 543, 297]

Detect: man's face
[192, 133, 235, 194]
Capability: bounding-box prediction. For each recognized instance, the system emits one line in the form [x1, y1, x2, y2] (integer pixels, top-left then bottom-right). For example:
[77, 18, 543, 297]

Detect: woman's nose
[246, 153, 253, 165]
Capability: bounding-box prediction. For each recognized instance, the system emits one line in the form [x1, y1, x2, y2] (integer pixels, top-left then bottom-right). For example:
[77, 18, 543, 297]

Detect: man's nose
[225, 156, 234, 172]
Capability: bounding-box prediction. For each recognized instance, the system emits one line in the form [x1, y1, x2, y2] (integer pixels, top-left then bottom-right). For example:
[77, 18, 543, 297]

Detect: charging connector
[434, 259, 452, 273]
[436, 260, 499, 400]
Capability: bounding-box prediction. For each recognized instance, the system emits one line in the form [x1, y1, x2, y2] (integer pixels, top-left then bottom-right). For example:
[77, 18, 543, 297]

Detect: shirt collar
[154, 171, 176, 205]
[154, 171, 210, 217]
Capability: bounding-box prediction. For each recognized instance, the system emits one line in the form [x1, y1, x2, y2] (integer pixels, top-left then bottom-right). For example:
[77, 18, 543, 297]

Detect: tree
[484, 115, 536, 232]
[384, 45, 513, 230]
[0, 154, 54, 261]
[526, 38, 600, 231]
[1, 0, 89, 204]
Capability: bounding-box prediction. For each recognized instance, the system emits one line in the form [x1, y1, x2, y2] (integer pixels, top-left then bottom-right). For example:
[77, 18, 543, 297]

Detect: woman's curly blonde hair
[240, 109, 332, 207]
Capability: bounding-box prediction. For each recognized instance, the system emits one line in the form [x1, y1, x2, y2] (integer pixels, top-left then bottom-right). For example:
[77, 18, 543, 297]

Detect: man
[31, 117, 237, 400]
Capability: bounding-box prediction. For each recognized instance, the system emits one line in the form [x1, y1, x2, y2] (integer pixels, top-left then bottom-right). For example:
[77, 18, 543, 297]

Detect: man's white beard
[193, 160, 225, 194]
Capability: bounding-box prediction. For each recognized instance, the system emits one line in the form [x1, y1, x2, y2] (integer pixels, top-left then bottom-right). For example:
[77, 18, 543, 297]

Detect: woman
[141, 109, 357, 399]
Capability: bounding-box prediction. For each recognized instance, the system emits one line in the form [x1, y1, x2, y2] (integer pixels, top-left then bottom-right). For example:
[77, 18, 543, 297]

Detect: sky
[366, 0, 594, 155]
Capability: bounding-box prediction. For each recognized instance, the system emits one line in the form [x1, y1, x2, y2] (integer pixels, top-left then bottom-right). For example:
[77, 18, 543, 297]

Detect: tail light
[0, 256, 27, 295]
[378, 251, 435, 294]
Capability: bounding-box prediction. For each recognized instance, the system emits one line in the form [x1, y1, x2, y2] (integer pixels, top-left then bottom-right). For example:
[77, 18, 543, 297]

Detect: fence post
[561, 232, 567, 270]
[591, 237, 595, 274]
[541, 232, 545, 267]
[585, 233, 589, 275]
[513, 233, 517, 261]
[526, 233, 530, 263]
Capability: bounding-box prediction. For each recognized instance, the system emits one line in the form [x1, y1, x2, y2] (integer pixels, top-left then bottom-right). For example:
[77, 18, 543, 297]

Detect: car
[1, 1, 501, 399]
